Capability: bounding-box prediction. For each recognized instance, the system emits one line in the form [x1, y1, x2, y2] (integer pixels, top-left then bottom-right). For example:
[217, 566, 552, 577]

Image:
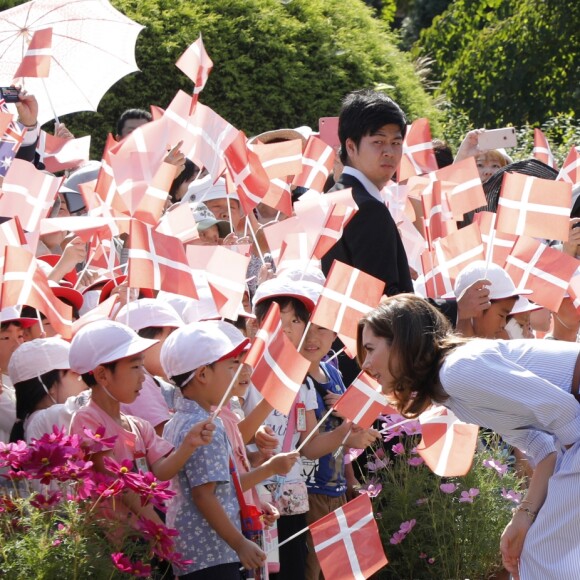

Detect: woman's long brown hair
[357, 294, 468, 418]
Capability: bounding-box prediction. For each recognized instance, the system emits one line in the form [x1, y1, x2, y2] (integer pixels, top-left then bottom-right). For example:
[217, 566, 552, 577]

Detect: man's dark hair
[116, 108, 152, 137]
[338, 89, 407, 164]
[432, 139, 454, 169]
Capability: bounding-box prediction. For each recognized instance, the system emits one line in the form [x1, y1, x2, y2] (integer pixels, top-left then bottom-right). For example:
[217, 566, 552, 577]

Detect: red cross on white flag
[252, 139, 303, 179]
[13, 28, 52, 79]
[127, 219, 198, 299]
[277, 232, 320, 274]
[333, 372, 392, 429]
[36, 131, 90, 173]
[245, 302, 310, 415]
[421, 180, 457, 249]
[292, 135, 336, 193]
[309, 494, 388, 580]
[398, 118, 438, 182]
[1, 245, 73, 338]
[496, 173, 571, 241]
[416, 405, 479, 477]
[533, 128, 558, 170]
[310, 261, 384, 355]
[557, 146, 580, 186]
[311, 203, 357, 260]
[156, 203, 199, 244]
[472, 211, 517, 268]
[505, 236, 578, 312]
[262, 216, 304, 267]
[175, 34, 213, 112]
[94, 134, 129, 215]
[224, 130, 270, 215]
[131, 161, 178, 226]
[0, 159, 62, 232]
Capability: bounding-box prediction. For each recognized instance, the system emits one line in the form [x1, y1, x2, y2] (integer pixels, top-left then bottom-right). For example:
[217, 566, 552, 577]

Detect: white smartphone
[477, 127, 517, 151]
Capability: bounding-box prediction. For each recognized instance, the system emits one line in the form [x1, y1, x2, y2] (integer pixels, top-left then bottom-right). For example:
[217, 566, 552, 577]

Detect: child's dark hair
[138, 326, 166, 340]
[9, 369, 62, 442]
[81, 361, 118, 388]
[168, 159, 199, 203]
[171, 363, 214, 390]
[254, 296, 310, 326]
[338, 89, 407, 165]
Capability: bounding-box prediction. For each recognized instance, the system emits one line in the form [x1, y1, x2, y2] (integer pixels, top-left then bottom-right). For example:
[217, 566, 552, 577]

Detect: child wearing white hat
[160, 320, 266, 578]
[8, 337, 88, 443]
[68, 320, 215, 524]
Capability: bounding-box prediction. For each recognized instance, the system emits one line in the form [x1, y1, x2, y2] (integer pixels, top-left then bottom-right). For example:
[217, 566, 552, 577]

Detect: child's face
[99, 353, 146, 404]
[206, 355, 242, 406]
[301, 323, 337, 364]
[279, 304, 307, 349]
[193, 224, 220, 245]
[231, 363, 251, 399]
[473, 297, 517, 339]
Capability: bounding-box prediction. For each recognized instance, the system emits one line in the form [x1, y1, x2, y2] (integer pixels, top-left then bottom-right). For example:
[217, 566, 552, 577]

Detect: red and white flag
[127, 219, 197, 298]
[309, 494, 387, 580]
[496, 173, 571, 240]
[252, 139, 303, 179]
[557, 146, 580, 186]
[0, 216, 27, 250]
[311, 261, 384, 355]
[0, 111, 13, 140]
[1, 246, 72, 338]
[261, 176, 294, 217]
[277, 232, 319, 274]
[533, 128, 558, 170]
[568, 275, 580, 314]
[164, 91, 237, 181]
[0, 158, 62, 232]
[93, 134, 128, 215]
[156, 203, 199, 243]
[224, 130, 270, 214]
[505, 236, 579, 312]
[245, 302, 310, 415]
[36, 131, 90, 173]
[292, 136, 335, 193]
[416, 405, 479, 477]
[311, 203, 357, 260]
[131, 161, 178, 226]
[186, 245, 250, 320]
[421, 180, 457, 248]
[262, 216, 304, 266]
[399, 118, 438, 182]
[333, 372, 392, 429]
[472, 211, 517, 268]
[175, 34, 213, 112]
[12, 28, 52, 79]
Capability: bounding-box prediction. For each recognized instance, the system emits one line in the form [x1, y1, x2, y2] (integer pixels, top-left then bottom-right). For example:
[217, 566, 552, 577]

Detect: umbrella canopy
[0, 0, 144, 125]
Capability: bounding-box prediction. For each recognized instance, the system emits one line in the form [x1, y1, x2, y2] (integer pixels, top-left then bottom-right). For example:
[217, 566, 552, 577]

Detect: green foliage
[354, 430, 526, 579]
[398, 0, 453, 50]
[415, 0, 580, 127]
[3, 0, 438, 158]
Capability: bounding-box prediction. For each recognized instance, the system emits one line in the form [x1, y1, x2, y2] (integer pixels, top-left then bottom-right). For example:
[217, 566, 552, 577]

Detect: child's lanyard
[271, 395, 299, 500]
[124, 414, 149, 473]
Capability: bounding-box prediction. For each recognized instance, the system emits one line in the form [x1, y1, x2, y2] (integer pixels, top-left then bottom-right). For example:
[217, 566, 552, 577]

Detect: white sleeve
[0, 386, 16, 443]
[300, 381, 319, 411]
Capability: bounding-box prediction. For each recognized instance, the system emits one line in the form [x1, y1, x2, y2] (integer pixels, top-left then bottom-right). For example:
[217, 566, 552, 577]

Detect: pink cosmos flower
[439, 483, 458, 494]
[358, 479, 382, 498]
[82, 426, 117, 453]
[407, 457, 424, 467]
[125, 471, 175, 510]
[459, 488, 480, 503]
[389, 530, 406, 544]
[29, 491, 62, 510]
[392, 442, 405, 456]
[402, 420, 422, 436]
[501, 488, 522, 503]
[366, 457, 390, 471]
[111, 553, 152, 578]
[137, 517, 179, 560]
[428, 558, 435, 564]
[399, 519, 416, 534]
[483, 459, 508, 476]
[343, 448, 364, 465]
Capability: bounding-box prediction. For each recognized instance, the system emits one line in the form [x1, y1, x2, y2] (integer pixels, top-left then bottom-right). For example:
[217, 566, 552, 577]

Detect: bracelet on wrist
[17, 120, 38, 129]
[512, 505, 537, 521]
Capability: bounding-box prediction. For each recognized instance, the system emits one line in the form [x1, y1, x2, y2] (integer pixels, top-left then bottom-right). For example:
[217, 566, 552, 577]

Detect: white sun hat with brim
[453, 260, 532, 301]
[160, 320, 250, 381]
[510, 296, 543, 316]
[115, 298, 184, 332]
[189, 202, 231, 238]
[182, 176, 240, 207]
[8, 337, 71, 385]
[69, 320, 158, 375]
[252, 277, 322, 313]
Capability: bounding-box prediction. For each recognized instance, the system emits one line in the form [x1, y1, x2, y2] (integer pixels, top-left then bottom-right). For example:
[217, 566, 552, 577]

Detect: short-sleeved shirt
[0, 378, 16, 444]
[301, 363, 347, 497]
[69, 399, 173, 467]
[163, 397, 240, 575]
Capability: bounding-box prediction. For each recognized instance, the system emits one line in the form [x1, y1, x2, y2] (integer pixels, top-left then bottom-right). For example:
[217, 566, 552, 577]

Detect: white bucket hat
[8, 337, 71, 385]
[69, 320, 158, 375]
[252, 277, 322, 313]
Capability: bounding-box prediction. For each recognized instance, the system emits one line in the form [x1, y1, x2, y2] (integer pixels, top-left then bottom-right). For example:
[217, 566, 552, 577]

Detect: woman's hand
[500, 510, 532, 580]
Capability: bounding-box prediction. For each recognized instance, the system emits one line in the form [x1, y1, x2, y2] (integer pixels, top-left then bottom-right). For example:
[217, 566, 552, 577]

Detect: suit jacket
[321, 173, 414, 296]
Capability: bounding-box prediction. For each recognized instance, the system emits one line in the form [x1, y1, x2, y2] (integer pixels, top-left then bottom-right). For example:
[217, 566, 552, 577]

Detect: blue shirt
[163, 397, 240, 574]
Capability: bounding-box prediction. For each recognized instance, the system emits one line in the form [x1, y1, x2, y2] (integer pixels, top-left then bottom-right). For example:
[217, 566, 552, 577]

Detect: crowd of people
[0, 80, 579, 580]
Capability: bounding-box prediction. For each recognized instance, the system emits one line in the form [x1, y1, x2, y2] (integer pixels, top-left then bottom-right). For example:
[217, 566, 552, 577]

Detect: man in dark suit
[321, 89, 413, 296]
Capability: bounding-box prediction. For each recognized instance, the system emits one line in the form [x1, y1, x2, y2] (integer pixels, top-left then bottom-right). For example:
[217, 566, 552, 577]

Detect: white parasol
[0, 0, 144, 125]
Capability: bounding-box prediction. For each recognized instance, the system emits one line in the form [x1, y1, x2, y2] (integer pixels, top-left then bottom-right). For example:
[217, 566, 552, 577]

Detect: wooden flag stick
[295, 406, 335, 454]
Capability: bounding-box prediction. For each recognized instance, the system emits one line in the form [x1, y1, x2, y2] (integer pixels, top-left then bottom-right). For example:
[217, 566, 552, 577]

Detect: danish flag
[277, 232, 320, 274]
[224, 130, 270, 214]
[398, 118, 438, 182]
[311, 203, 357, 260]
[94, 134, 129, 215]
[251, 139, 303, 179]
[292, 136, 336, 193]
[175, 34, 213, 112]
[155, 203, 199, 243]
[505, 236, 578, 312]
[309, 494, 387, 580]
[557, 146, 580, 186]
[496, 173, 571, 241]
[1, 246, 73, 338]
[310, 261, 384, 355]
[333, 372, 392, 429]
[416, 405, 479, 477]
[421, 180, 457, 248]
[261, 216, 304, 266]
[127, 219, 198, 298]
[36, 131, 90, 173]
[532, 129, 558, 170]
[472, 211, 517, 268]
[0, 111, 12, 139]
[12, 28, 52, 79]
[245, 302, 310, 415]
[0, 159, 62, 232]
